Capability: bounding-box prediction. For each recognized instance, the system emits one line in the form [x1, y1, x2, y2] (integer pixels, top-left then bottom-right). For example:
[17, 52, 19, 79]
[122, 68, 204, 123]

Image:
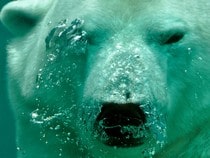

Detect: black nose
[94, 103, 147, 147]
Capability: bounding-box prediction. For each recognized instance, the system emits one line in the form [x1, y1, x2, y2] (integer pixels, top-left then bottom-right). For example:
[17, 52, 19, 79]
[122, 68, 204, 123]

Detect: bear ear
[0, 0, 53, 36]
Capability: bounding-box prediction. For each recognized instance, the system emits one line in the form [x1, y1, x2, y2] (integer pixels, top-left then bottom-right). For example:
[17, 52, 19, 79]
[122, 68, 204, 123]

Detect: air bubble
[47, 21, 52, 26]
[47, 54, 57, 61]
[198, 56, 203, 60]
[31, 111, 39, 119]
[17, 147, 21, 151]
[55, 125, 61, 130]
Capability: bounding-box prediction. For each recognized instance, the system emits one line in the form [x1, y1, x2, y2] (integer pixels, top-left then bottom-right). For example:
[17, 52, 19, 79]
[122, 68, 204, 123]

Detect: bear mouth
[94, 103, 148, 147]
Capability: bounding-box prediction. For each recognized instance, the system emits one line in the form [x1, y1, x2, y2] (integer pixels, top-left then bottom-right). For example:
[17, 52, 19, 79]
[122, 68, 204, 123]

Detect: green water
[0, 1, 16, 158]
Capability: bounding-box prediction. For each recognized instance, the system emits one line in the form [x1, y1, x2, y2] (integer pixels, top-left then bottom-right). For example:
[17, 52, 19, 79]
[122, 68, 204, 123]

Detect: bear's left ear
[0, 0, 53, 36]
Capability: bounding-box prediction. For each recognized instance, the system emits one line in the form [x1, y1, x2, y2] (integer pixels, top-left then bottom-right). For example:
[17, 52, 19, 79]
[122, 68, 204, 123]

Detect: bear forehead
[79, 0, 189, 15]
[65, 1, 194, 29]
[80, 0, 162, 19]
[50, 0, 209, 33]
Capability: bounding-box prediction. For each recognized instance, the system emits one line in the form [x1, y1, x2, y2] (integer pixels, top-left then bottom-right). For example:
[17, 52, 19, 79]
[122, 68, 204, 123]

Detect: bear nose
[94, 102, 147, 147]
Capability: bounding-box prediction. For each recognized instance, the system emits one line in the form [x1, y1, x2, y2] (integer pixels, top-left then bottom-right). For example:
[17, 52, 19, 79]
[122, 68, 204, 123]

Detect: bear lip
[94, 103, 147, 147]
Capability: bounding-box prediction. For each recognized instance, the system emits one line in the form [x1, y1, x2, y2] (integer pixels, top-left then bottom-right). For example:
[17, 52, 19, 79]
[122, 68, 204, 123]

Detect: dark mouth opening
[94, 103, 147, 147]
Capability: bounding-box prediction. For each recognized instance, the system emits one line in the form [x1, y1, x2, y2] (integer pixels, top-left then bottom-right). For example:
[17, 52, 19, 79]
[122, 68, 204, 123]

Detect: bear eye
[162, 32, 185, 45]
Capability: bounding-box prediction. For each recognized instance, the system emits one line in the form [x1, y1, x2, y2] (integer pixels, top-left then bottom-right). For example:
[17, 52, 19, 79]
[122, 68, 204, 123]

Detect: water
[0, 1, 16, 157]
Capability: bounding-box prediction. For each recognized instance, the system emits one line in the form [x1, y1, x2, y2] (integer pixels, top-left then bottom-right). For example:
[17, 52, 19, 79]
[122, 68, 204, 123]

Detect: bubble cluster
[45, 18, 87, 57]
[29, 104, 81, 158]
[140, 103, 167, 157]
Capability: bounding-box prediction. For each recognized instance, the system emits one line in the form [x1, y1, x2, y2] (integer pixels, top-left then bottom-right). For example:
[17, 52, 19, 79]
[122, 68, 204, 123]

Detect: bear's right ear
[0, 0, 53, 36]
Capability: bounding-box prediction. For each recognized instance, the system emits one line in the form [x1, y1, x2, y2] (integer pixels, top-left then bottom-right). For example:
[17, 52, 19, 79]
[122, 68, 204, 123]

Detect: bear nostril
[94, 102, 147, 147]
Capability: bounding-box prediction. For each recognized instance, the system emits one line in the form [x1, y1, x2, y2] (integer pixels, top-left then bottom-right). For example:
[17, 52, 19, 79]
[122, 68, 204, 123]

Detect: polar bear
[1, 0, 210, 157]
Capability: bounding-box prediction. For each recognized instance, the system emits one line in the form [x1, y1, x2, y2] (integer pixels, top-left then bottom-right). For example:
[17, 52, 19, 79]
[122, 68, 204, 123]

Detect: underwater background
[0, 0, 16, 158]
